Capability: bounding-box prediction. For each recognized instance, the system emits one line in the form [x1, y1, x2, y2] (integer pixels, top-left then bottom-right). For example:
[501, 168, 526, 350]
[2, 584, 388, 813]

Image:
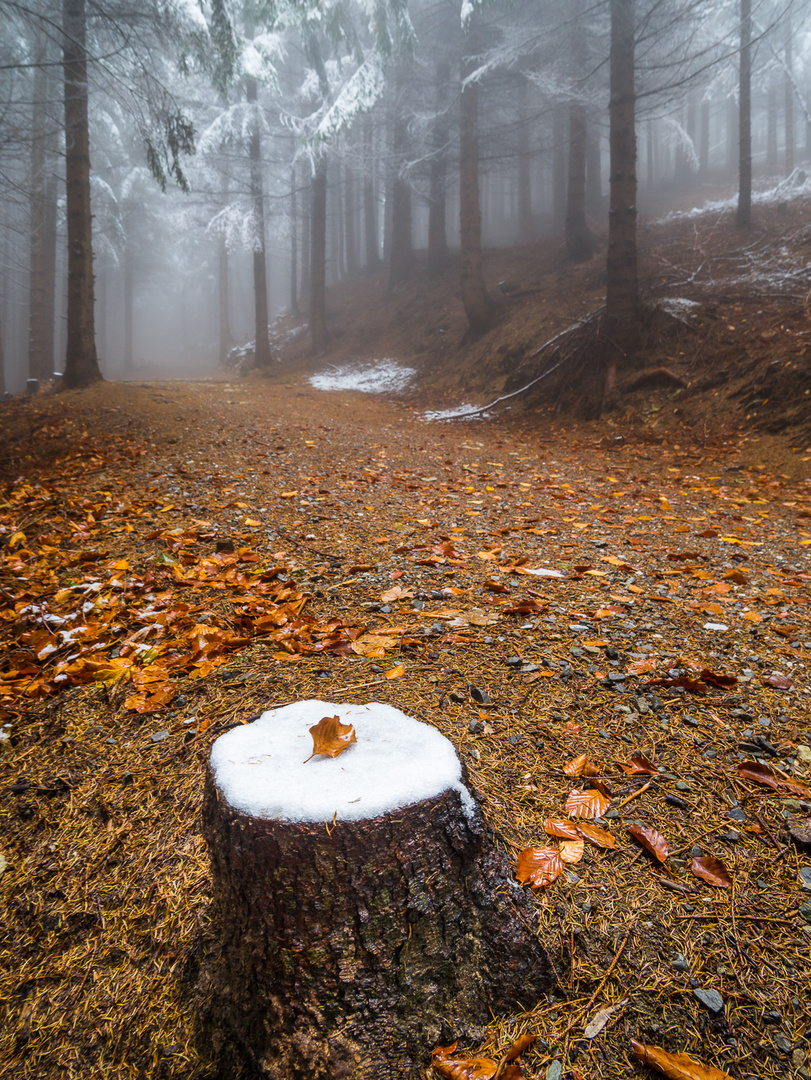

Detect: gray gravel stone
[694, 988, 724, 1013]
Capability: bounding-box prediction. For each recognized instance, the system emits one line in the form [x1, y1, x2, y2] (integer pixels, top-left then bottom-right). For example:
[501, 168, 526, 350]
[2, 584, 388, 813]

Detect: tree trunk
[289, 165, 299, 317]
[247, 73, 272, 367]
[428, 60, 450, 274]
[344, 162, 358, 277]
[388, 86, 413, 291]
[552, 105, 567, 227]
[737, 0, 752, 229]
[785, 6, 794, 177]
[517, 75, 534, 242]
[123, 244, 134, 372]
[218, 231, 232, 364]
[767, 82, 778, 170]
[586, 119, 602, 217]
[300, 170, 310, 306]
[363, 116, 379, 272]
[565, 3, 594, 263]
[29, 28, 58, 383]
[699, 99, 710, 177]
[603, 0, 638, 397]
[62, 0, 101, 388]
[197, 705, 554, 1080]
[459, 26, 494, 335]
[309, 154, 328, 354]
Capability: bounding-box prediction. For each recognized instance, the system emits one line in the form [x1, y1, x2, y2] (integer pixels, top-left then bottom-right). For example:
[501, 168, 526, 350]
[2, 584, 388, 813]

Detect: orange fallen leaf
[563, 752, 600, 777]
[560, 838, 585, 864]
[515, 846, 563, 888]
[628, 824, 669, 863]
[566, 788, 611, 819]
[628, 657, 658, 675]
[576, 821, 617, 849]
[630, 1038, 731, 1079]
[620, 755, 659, 776]
[543, 817, 580, 840]
[690, 855, 732, 888]
[304, 715, 357, 763]
[385, 663, 405, 679]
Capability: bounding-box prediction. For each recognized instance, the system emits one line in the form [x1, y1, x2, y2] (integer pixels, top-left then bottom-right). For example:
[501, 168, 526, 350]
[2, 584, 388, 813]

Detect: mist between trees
[0, 0, 809, 394]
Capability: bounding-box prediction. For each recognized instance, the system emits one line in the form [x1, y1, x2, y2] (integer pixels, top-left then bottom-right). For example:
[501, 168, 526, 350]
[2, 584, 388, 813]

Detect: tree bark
[459, 24, 494, 335]
[603, 0, 638, 397]
[300, 170, 310, 306]
[344, 162, 358, 277]
[309, 154, 328, 354]
[516, 75, 534, 242]
[784, 5, 794, 177]
[247, 72, 272, 367]
[565, 3, 594, 263]
[586, 119, 602, 217]
[363, 116, 379, 272]
[428, 60, 451, 274]
[198, 770, 553, 1079]
[289, 165, 299, 317]
[62, 0, 101, 388]
[388, 82, 413, 291]
[29, 27, 58, 383]
[552, 105, 567, 228]
[767, 82, 778, 170]
[123, 241, 134, 372]
[699, 99, 710, 177]
[737, 0, 752, 229]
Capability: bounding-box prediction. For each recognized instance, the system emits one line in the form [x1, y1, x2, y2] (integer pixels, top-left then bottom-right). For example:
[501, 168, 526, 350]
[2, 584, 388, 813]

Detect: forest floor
[2, 190, 811, 1080]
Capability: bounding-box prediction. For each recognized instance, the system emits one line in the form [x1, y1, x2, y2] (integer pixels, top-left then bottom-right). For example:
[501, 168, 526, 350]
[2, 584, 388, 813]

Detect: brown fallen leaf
[304, 715, 357, 763]
[560, 838, 585, 864]
[628, 824, 669, 863]
[763, 672, 794, 690]
[385, 663, 406, 679]
[563, 752, 600, 777]
[566, 788, 611, 819]
[646, 676, 708, 695]
[431, 1035, 534, 1080]
[690, 855, 732, 888]
[381, 584, 415, 603]
[737, 760, 811, 799]
[699, 668, 737, 689]
[584, 998, 628, 1038]
[630, 1038, 731, 1079]
[515, 847, 563, 888]
[628, 656, 658, 675]
[576, 821, 617, 849]
[543, 817, 581, 840]
[620, 754, 659, 776]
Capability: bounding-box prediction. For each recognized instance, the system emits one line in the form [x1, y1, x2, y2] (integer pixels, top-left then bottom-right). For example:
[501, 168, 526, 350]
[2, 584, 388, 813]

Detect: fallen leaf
[566, 788, 611, 819]
[763, 672, 793, 689]
[543, 817, 581, 840]
[630, 1038, 731, 1079]
[560, 838, 585, 864]
[304, 715, 357, 763]
[690, 855, 732, 888]
[576, 821, 617, 849]
[646, 676, 708, 695]
[584, 999, 628, 1038]
[628, 657, 658, 675]
[737, 760, 811, 798]
[699, 668, 737, 689]
[564, 752, 599, 777]
[620, 755, 659, 776]
[385, 663, 405, 679]
[515, 846, 564, 887]
[381, 584, 415, 603]
[628, 824, 669, 863]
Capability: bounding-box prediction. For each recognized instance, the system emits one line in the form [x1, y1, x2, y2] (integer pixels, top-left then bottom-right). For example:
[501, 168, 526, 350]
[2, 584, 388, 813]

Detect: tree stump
[198, 700, 554, 1079]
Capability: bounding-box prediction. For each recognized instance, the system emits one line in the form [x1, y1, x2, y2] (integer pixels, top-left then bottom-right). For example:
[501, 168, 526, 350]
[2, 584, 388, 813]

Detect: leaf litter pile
[1, 379, 811, 1080]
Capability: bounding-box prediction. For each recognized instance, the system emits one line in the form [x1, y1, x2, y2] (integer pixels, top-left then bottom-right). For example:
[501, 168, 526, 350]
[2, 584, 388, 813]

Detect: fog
[1, 0, 810, 393]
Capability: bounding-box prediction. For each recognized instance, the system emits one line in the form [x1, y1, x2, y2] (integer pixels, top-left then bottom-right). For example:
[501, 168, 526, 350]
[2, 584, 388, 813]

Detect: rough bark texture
[63, 0, 101, 388]
[603, 0, 638, 396]
[737, 0, 752, 230]
[309, 154, 328, 354]
[29, 28, 58, 383]
[197, 772, 554, 1080]
[459, 29, 494, 336]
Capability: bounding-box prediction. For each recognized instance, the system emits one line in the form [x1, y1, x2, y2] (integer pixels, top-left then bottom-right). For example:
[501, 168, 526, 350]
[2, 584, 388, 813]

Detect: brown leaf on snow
[628, 824, 669, 863]
[563, 752, 600, 777]
[630, 1038, 731, 1079]
[566, 788, 611, 819]
[304, 715, 357, 763]
[543, 817, 581, 840]
[690, 855, 732, 888]
[515, 847, 564, 888]
[576, 821, 617, 849]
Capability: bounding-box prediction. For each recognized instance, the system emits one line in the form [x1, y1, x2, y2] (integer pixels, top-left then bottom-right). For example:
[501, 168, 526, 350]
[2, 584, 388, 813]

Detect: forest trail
[1, 377, 811, 1079]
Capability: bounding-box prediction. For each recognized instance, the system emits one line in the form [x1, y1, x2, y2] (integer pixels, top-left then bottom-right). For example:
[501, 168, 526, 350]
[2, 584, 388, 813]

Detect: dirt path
[1, 375, 810, 1079]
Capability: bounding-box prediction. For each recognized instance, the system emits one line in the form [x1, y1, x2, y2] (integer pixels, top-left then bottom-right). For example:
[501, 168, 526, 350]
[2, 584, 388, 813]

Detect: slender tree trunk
[603, 0, 638, 397]
[785, 5, 794, 177]
[586, 120, 602, 216]
[344, 162, 358, 277]
[699, 99, 710, 176]
[309, 154, 328, 353]
[459, 24, 494, 335]
[737, 0, 752, 229]
[29, 29, 58, 383]
[62, 0, 101, 388]
[517, 75, 534, 242]
[300, 171, 310, 306]
[767, 82, 778, 169]
[388, 82, 413, 291]
[565, 3, 594, 262]
[246, 72, 271, 367]
[218, 169, 233, 363]
[289, 165, 299, 317]
[123, 244, 134, 371]
[363, 116, 379, 272]
[552, 105, 567, 227]
[428, 61, 450, 274]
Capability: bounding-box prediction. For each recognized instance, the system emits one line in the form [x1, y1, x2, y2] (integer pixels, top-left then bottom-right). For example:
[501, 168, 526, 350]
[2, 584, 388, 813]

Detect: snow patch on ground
[658, 297, 701, 317]
[209, 699, 474, 822]
[661, 170, 811, 222]
[309, 360, 415, 394]
[420, 404, 489, 422]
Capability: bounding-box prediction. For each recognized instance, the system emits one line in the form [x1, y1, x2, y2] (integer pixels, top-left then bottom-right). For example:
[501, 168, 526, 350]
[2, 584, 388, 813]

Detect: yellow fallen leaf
[385, 664, 405, 679]
[244, 518, 262, 527]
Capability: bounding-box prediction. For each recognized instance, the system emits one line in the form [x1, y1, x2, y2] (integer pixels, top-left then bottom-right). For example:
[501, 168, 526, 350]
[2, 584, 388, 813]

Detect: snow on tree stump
[198, 700, 554, 1080]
